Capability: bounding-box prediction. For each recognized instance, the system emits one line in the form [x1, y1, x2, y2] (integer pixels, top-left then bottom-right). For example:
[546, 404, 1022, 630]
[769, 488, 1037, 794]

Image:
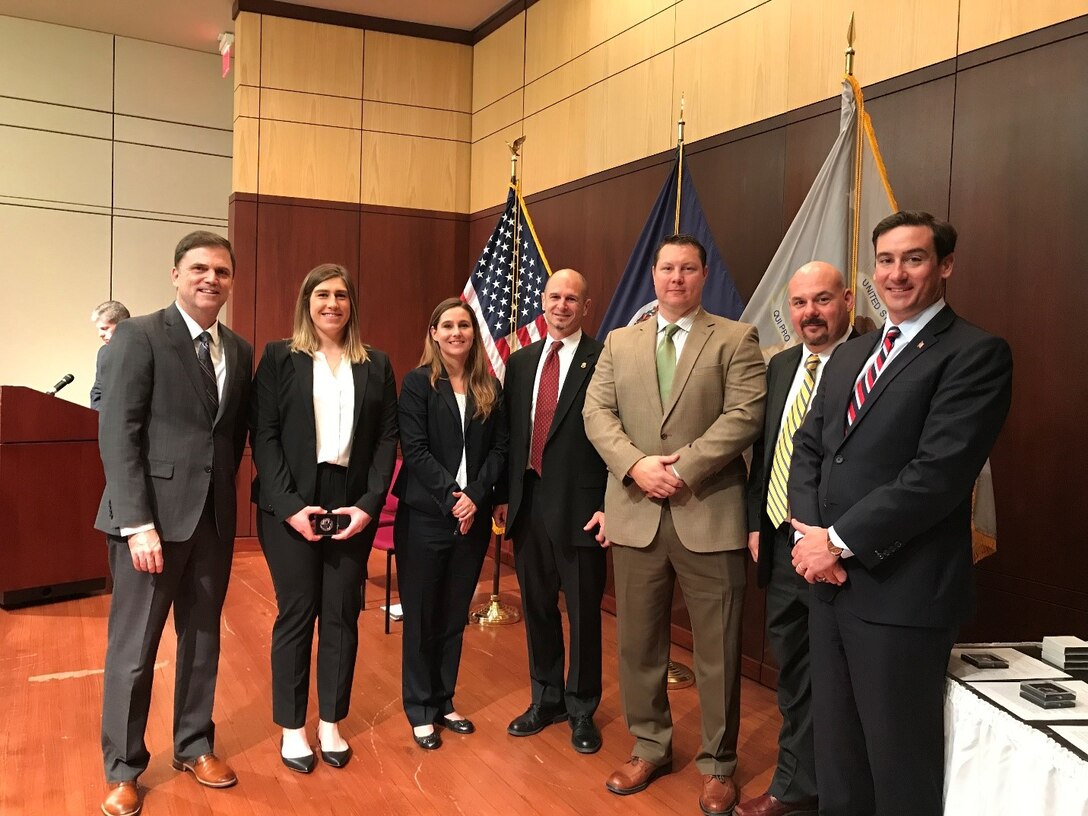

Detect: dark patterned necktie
[846, 326, 900, 427]
[529, 340, 563, 475]
[197, 331, 219, 416]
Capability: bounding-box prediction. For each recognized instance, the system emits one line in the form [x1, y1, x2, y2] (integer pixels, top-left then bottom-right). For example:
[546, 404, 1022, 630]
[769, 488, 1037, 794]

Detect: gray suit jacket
[95, 303, 252, 543]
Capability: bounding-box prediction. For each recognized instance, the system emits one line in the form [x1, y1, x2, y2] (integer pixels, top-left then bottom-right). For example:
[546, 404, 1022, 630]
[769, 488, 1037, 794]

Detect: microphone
[46, 374, 75, 396]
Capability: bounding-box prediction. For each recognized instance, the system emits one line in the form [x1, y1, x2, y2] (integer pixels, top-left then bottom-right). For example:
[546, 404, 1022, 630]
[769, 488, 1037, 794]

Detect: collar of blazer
[436, 369, 472, 434]
[289, 347, 372, 447]
[840, 305, 955, 441]
[165, 303, 226, 425]
[640, 307, 715, 424]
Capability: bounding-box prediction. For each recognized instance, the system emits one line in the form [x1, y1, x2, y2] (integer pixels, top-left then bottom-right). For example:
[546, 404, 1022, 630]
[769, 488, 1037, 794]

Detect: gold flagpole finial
[507, 136, 526, 186]
[677, 94, 686, 146]
[845, 12, 856, 76]
[674, 95, 686, 232]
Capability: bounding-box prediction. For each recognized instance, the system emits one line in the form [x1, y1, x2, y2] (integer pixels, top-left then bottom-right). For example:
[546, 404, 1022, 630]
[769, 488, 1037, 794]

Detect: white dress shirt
[776, 332, 851, 441]
[313, 352, 355, 467]
[529, 329, 582, 426]
[454, 391, 468, 488]
[656, 310, 697, 360]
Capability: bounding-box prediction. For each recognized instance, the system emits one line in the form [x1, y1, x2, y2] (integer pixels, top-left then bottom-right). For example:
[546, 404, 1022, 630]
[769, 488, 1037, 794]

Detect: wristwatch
[826, 536, 843, 557]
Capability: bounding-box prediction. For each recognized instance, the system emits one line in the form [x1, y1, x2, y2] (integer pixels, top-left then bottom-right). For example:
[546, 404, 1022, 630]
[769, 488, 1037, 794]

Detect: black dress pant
[764, 523, 818, 802]
[101, 491, 232, 782]
[258, 464, 373, 728]
[395, 506, 489, 727]
[512, 473, 606, 717]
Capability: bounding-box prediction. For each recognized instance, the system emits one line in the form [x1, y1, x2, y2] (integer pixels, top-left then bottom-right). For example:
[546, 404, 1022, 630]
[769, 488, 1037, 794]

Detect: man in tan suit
[584, 234, 765, 816]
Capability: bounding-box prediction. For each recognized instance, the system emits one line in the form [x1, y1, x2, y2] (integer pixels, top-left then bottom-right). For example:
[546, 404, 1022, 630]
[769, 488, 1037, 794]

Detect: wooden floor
[0, 549, 782, 815]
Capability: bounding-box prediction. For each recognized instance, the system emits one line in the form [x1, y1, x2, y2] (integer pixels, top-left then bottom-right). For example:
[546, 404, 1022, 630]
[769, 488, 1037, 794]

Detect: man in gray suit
[97, 231, 252, 816]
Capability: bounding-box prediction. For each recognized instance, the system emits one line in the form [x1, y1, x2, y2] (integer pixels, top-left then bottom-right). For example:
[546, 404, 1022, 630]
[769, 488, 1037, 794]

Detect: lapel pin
[917, 340, 925, 349]
[580, 362, 587, 369]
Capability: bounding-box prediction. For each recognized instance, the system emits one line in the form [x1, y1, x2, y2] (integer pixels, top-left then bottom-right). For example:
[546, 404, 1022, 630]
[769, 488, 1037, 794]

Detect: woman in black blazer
[251, 264, 398, 773]
[393, 297, 508, 749]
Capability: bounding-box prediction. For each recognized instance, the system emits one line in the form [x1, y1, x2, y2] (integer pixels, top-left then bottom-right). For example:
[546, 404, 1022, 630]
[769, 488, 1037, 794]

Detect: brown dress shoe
[101, 780, 141, 816]
[700, 774, 738, 815]
[171, 753, 238, 788]
[605, 756, 672, 795]
[735, 793, 819, 816]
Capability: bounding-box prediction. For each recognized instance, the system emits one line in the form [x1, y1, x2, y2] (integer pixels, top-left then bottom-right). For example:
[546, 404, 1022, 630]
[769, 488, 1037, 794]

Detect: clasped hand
[790, 518, 847, 585]
[452, 491, 476, 535]
[628, 454, 684, 499]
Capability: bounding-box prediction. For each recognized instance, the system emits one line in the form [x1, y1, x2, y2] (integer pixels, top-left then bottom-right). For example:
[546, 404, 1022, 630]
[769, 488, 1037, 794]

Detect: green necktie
[656, 323, 681, 406]
[766, 353, 820, 528]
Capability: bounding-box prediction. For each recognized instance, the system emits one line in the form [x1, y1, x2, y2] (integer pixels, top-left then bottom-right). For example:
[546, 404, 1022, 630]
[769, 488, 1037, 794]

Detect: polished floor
[0, 547, 782, 815]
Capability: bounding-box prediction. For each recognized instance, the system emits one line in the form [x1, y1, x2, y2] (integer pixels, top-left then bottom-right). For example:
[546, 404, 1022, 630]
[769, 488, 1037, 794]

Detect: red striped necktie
[846, 326, 900, 427]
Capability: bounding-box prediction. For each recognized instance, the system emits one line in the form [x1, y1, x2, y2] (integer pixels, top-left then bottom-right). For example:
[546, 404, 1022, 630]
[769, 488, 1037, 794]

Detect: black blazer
[788, 306, 1012, 627]
[747, 330, 860, 587]
[96, 304, 252, 543]
[392, 365, 508, 519]
[250, 340, 399, 522]
[502, 334, 607, 548]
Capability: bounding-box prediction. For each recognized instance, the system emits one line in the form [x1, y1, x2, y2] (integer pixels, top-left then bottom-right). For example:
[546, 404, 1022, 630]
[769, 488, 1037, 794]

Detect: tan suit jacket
[583, 307, 766, 552]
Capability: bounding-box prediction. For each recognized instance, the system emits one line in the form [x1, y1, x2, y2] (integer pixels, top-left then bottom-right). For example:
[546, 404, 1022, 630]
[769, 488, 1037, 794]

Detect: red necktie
[529, 341, 563, 475]
[846, 326, 900, 427]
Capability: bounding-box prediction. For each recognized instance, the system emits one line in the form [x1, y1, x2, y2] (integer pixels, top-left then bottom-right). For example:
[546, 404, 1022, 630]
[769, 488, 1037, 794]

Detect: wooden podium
[0, 385, 109, 606]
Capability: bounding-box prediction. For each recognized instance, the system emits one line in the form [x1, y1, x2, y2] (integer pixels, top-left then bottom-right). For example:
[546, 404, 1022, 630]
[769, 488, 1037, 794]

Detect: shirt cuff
[120, 523, 156, 538]
[828, 525, 854, 559]
[671, 465, 682, 480]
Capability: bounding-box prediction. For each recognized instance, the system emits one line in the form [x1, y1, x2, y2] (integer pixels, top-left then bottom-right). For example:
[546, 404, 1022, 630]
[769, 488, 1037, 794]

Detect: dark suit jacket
[90, 343, 107, 410]
[747, 330, 860, 588]
[250, 340, 399, 523]
[502, 333, 607, 548]
[392, 365, 508, 520]
[95, 303, 253, 543]
[788, 306, 1012, 627]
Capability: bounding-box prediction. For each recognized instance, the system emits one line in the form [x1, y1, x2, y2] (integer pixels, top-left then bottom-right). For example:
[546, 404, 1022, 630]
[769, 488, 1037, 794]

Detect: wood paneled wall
[233, 12, 471, 212]
[470, 0, 1088, 211]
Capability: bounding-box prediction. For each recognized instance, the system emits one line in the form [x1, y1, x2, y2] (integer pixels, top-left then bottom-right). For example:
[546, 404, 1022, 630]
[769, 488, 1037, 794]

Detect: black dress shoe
[413, 729, 442, 750]
[570, 714, 602, 754]
[436, 715, 475, 734]
[280, 739, 316, 774]
[319, 745, 352, 768]
[507, 704, 568, 736]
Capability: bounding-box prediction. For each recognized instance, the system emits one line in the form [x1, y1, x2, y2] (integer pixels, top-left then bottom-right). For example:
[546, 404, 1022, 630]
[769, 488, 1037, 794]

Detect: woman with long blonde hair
[392, 297, 508, 749]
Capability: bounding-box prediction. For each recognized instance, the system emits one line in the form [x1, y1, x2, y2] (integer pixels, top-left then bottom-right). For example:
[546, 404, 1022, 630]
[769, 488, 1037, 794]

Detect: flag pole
[847, 12, 862, 324]
[470, 138, 525, 627]
[665, 96, 697, 691]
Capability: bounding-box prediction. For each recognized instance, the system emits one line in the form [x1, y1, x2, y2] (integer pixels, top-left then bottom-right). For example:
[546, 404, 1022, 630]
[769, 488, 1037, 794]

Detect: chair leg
[384, 549, 393, 635]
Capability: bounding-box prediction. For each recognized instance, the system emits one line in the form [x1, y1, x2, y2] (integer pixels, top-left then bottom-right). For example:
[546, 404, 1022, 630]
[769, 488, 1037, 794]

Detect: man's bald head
[788, 261, 854, 353]
[542, 268, 591, 339]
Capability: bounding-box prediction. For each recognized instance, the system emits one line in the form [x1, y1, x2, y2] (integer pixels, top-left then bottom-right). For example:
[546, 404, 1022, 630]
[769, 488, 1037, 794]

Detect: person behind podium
[392, 297, 508, 750]
[250, 263, 398, 773]
[89, 300, 130, 410]
[96, 231, 252, 816]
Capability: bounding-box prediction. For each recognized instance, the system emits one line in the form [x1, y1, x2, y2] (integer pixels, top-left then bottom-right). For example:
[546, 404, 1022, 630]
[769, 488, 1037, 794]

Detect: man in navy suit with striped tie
[788, 211, 1013, 816]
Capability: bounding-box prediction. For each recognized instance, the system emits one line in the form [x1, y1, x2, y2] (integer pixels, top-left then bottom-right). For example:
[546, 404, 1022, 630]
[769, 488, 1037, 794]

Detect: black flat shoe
[436, 715, 475, 734]
[507, 703, 568, 736]
[413, 729, 442, 750]
[319, 745, 352, 768]
[280, 739, 316, 774]
[570, 714, 602, 754]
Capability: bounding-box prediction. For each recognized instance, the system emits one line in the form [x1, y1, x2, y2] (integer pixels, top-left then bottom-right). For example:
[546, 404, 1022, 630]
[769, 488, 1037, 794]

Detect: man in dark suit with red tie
[494, 268, 609, 754]
[738, 261, 855, 816]
[788, 211, 1013, 816]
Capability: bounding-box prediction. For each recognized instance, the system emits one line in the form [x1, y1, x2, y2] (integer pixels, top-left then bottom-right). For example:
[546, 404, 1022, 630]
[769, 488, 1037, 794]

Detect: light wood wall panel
[471, 123, 523, 212]
[258, 120, 362, 203]
[0, 16, 112, 110]
[363, 32, 472, 112]
[673, 0, 790, 142]
[0, 207, 110, 404]
[115, 115, 232, 156]
[235, 86, 260, 119]
[0, 97, 111, 140]
[261, 16, 364, 98]
[786, 0, 958, 112]
[233, 117, 259, 194]
[260, 88, 362, 129]
[524, 0, 675, 82]
[114, 143, 231, 221]
[958, 0, 1088, 53]
[362, 102, 470, 142]
[0, 127, 111, 210]
[114, 38, 232, 129]
[472, 13, 525, 112]
[361, 131, 470, 212]
[525, 9, 673, 117]
[675, 0, 768, 42]
[234, 11, 262, 90]
[472, 90, 523, 142]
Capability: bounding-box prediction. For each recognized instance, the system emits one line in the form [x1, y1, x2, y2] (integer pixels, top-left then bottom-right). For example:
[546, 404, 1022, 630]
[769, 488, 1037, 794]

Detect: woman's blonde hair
[420, 298, 497, 419]
[289, 264, 369, 363]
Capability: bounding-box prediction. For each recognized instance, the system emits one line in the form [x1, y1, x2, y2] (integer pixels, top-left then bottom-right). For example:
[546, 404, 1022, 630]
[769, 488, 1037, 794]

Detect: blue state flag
[597, 147, 744, 338]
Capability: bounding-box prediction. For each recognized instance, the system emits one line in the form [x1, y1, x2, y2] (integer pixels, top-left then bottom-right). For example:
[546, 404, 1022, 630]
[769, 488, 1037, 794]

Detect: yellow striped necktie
[766, 353, 820, 528]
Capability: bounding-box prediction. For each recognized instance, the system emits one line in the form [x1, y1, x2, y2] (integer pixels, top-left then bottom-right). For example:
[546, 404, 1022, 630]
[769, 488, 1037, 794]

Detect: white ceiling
[0, 0, 509, 53]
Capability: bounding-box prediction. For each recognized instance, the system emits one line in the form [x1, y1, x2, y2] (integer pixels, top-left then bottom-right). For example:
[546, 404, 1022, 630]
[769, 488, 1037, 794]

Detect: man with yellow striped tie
[738, 262, 855, 816]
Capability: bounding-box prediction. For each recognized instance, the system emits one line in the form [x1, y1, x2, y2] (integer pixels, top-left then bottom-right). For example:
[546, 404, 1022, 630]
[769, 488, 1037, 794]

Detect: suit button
[204, 466, 212, 473]
[834, 455, 844, 464]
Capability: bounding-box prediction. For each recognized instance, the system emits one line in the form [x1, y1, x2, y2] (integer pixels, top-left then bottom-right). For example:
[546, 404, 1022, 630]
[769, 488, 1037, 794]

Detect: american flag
[461, 184, 552, 382]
